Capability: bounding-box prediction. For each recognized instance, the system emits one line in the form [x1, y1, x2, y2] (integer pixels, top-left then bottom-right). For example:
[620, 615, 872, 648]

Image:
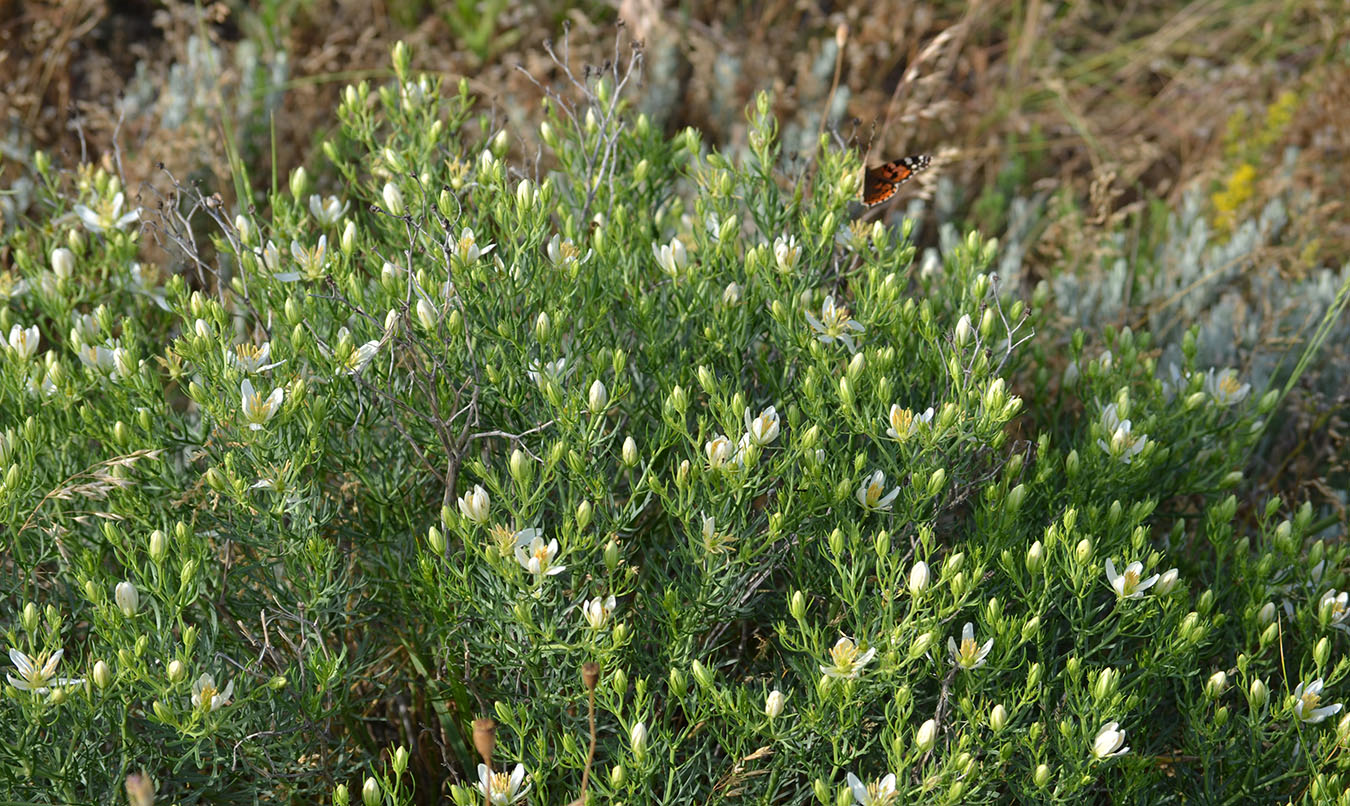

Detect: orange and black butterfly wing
[862, 155, 932, 207]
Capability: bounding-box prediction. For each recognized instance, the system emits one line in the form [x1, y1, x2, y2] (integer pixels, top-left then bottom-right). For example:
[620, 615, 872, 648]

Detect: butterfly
[862, 155, 932, 207]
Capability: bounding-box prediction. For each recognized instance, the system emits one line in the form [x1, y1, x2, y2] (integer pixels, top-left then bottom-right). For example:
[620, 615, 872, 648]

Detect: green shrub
[1, 42, 1347, 805]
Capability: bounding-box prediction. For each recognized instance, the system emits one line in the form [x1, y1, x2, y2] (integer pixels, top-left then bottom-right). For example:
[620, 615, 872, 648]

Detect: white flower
[835, 220, 872, 252]
[846, 772, 898, 806]
[1105, 558, 1159, 600]
[696, 513, 737, 555]
[820, 636, 877, 679]
[514, 530, 565, 577]
[526, 357, 567, 387]
[583, 595, 617, 629]
[226, 342, 283, 374]
[7, 648, 82, 694]
[258, 240, 300, 283]
[401, 76, 431, 108]
[77, 343, 116, 374]
[705, 434, 735, 469]
[546, 234, 591, 269]
[27, 366, 59, 398]
[1204, 368, 1250, 407]
[1097, 404, 1148, 463]
[477, 763, 529, 805]
[7, 324, 39, 360]
[948, 622, 994, 670]
[744, 406, 781, 446]
[75, 192, 140, 234]
[773, 234, 801, 273]
[885, 405, 934, 441]
[308, 194, 350, 226]
[341, 340, 381, 375]
[240, 378, 284, 431]
[1160, 363, 1194, 401]
[1092, 721, 1129, 758]
[1293, 678, 1343, 723]
[653, 236, 688, 278]
[115, 581, 138, 617]
[290, 236, 329, 281]
[1155, 567, 1180, 595]
[704, 213, 723, 242]
[805, 295, 864, 352]
[856, 470, 900, 512]
[1322, 590, 1350, 631]
[455, 227, 495, 264]
[191, 672, 234, 712]
[765, 689, 785, 719]
[457, 485, 491, 524]
[0, 271, 30, 302]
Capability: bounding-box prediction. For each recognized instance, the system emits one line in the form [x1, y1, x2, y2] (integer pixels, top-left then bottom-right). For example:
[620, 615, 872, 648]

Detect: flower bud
[697, 365, 715, 394]
[1074, 538, 1092, 564]
[93, 660, 111, 689]
[990, 704, 1008, 732]
[1257, 602, 1276, 625]
[630, 721, 648, 757]
[362, 776, 380, 806]
[766, 689, 785, 719]
[621, 435, 639, 467]
[589, 379, 609, 413]
[21, 602, 38, 634]
[115, 580, 138, 617]
[691, 660, 713, 688]
[915, 718, 937, 751]
[927, 467, 947, 497]
[51, 247, 75, 280]
[954, 314, 973, 347]
[1206, 670, 1227, 700]
[289, 166, 309, 201]
[1034, 764, 1051, 787]
[908, 561, 930, 594]
[509, 449, 530, 486]
[609, 765, 626, 788]
[790, 590, 806, 620]
[382, 182, 405, 216]
[573, 500, 593, 532]
[1315, 636, 1331, 668]
[427, 526, 446, 554]
[1026, 540, 1045, 575]
[908, 631, 935, 659]
[168, 660, 186, 683]
[1093, 667, 1117, 702]
[1248, 678, 1269, 710]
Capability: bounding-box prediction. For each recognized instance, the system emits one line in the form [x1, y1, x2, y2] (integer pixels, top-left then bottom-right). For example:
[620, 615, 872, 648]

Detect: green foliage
[1, 43, 1348, 806]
